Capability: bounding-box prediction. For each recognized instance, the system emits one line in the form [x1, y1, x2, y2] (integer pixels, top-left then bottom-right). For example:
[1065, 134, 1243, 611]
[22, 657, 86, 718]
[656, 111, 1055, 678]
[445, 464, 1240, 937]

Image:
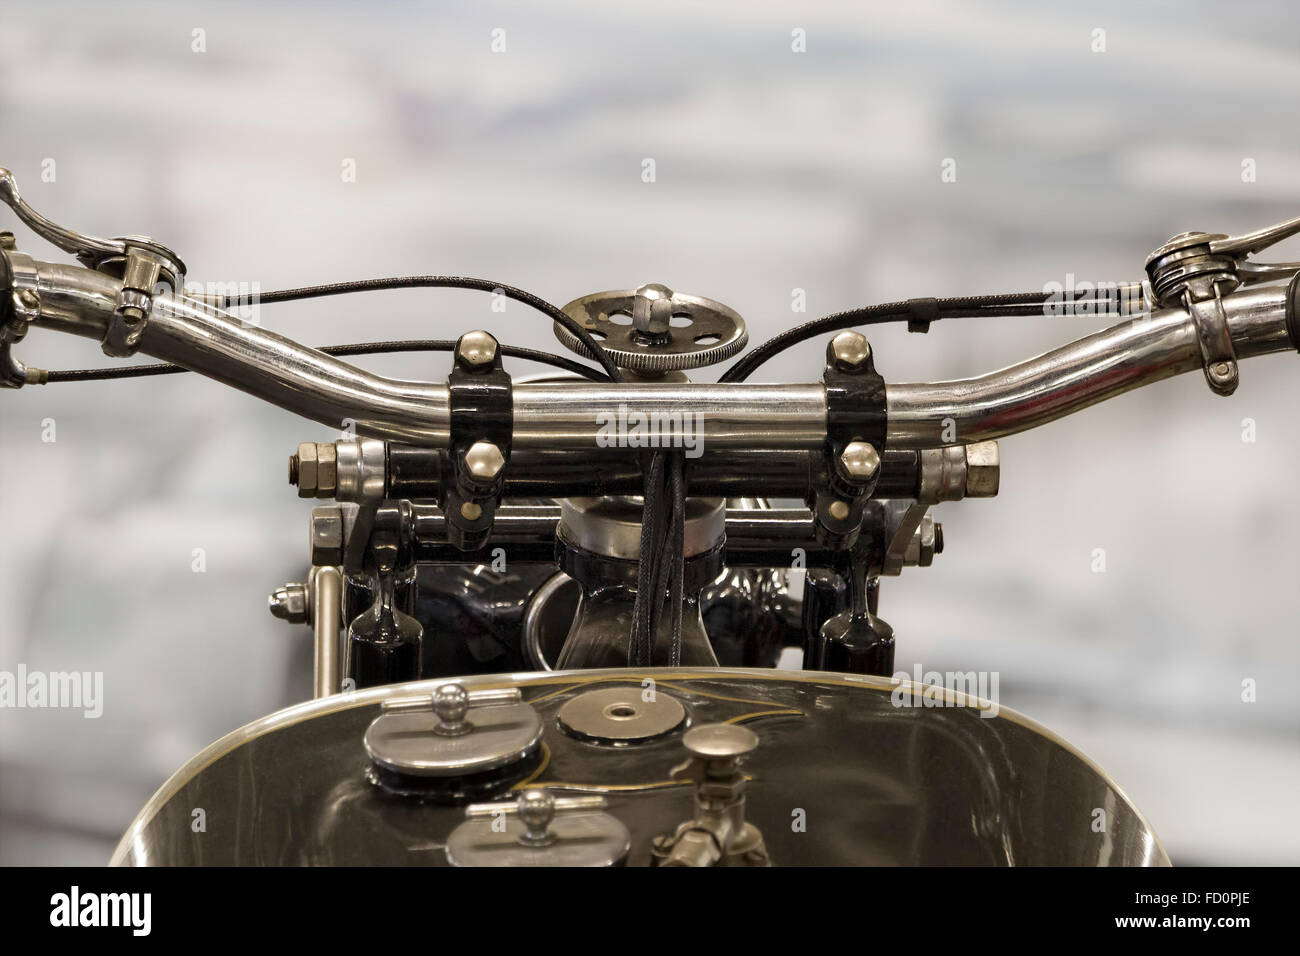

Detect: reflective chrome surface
[510, 382, 828, 450]
[112, 669, 1169, 867]
[886, 286, 1293, 447]
[14, 255, 1295, 452]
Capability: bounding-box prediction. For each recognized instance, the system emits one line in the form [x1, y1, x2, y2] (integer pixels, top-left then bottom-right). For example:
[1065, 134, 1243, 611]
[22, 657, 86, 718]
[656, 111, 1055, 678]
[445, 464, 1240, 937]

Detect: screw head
[464, 440, 505, 480]
[827, 500, 850, 521]
[17, 289, 39, 311]
[839, 440, 880, 481]
[460, 501, 484, 521]
[829, 331, 871, 371]
[457, 330, 498, 368]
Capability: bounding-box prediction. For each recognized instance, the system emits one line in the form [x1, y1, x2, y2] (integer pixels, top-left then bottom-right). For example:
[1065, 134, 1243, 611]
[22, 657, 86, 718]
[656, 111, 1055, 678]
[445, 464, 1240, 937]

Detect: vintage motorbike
[3, 167, 1297, 866]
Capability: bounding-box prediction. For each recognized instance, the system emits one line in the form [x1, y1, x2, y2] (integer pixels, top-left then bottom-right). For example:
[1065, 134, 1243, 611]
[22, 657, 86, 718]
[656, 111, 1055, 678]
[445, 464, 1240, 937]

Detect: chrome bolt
[839, 441, 880, 481]
[293, 442, 337, 498]
[464, 440, 505, 480]
[829, 331, 871, 371]
[457, 330, 498, 368]
[17, 289, 39, 311]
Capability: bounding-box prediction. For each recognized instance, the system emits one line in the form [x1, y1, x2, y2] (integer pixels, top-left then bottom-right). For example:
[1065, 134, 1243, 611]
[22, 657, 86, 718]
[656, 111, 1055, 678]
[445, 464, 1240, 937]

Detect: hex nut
[828, 331, 871, 371]
[839, 440, 880, 481]
[310, 506, 344, 566]
[297, 442, 318, 498]
[316, 442, 337, 497]
[965, 441, 1000, 498]
[269, 583, 309, 623]
[464, 440, 506, 480]
[457, 330, 498, 369]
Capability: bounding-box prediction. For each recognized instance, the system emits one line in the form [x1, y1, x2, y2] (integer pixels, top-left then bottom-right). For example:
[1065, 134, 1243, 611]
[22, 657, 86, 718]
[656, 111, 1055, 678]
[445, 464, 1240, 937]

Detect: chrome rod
[510, 382, 827, 450]
[311, 566, 342, 699]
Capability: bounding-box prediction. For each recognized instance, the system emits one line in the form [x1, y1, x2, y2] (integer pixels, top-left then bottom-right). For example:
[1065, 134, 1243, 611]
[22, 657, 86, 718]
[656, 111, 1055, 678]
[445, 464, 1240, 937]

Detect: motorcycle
[3, 166, 1296, 865]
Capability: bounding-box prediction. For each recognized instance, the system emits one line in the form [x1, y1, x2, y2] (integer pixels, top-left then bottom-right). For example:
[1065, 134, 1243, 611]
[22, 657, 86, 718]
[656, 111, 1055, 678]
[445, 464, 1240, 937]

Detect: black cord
[719, 289, 1104, 383]
[42, 339, 611, 383]
[216, 276, 625, 382]
[629, 451, 670, 666]
[666, 453, 686, 667]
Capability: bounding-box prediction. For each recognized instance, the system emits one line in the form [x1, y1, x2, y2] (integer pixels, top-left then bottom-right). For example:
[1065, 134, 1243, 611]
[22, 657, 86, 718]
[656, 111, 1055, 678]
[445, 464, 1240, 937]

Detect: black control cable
[41, 340, 611, 383]
[720, 288, 1133, 383]
[216, 276, 625, 382]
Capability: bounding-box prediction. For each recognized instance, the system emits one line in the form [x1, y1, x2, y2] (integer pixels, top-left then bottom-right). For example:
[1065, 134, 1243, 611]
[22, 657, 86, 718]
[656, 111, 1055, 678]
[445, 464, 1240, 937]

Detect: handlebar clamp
[444, 331, 512, 550]
[813, 330, 887, 549]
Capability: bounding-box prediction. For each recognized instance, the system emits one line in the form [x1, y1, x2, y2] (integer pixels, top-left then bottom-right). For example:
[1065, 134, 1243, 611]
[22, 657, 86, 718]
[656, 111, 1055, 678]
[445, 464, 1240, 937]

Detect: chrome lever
[1206, 214, 1300, 287]
[0, 167, 185, 290]
[0, 167, 187, 357]
[0, 167, 127, 265]
[1235, 258, 1300, 285]
[1208, 213, 1300, 258]
[1142, 215, 1300, 397]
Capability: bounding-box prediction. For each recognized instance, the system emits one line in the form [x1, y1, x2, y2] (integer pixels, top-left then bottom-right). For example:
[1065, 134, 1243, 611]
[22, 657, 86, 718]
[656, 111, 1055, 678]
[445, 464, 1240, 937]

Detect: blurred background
[1, 0, 1297, 865]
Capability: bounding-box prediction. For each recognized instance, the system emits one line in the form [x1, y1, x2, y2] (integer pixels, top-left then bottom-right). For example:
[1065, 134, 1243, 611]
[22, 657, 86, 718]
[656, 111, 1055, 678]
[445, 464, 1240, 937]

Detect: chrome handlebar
[2, 251, 1295, 452]
[3, 161, 1299, 458]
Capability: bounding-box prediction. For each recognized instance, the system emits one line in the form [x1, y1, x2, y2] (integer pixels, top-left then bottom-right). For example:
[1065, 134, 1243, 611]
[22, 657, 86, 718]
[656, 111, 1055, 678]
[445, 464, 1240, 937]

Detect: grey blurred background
[1, 0, 1298, 865]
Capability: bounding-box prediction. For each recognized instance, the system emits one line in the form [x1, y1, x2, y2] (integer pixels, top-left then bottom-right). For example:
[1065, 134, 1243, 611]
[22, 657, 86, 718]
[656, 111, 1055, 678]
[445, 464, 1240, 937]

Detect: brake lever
[0, 167, 130, 267]
[1144, 212, 1300, 396]
[0, 168, 187, 357]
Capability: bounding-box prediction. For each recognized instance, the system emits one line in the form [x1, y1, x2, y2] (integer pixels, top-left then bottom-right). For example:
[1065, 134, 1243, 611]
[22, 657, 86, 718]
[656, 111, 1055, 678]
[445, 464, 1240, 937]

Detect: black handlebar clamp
[814, 334, 887, 550]
[444, 331, 512, 551]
